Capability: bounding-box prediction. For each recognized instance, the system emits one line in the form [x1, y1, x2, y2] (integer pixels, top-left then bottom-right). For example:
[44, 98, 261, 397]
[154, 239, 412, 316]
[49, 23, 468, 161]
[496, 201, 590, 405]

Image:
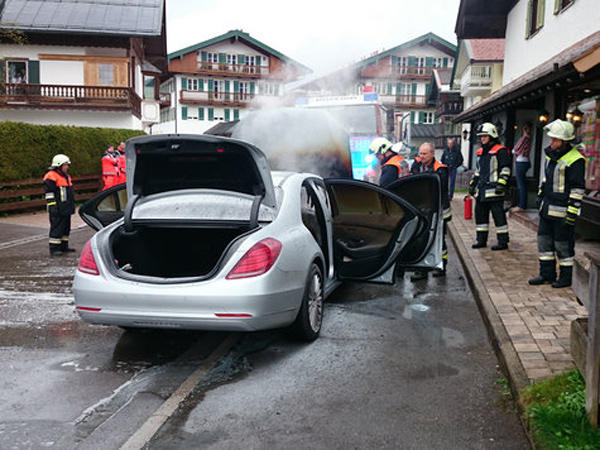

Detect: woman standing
[512, 122, 532, 210]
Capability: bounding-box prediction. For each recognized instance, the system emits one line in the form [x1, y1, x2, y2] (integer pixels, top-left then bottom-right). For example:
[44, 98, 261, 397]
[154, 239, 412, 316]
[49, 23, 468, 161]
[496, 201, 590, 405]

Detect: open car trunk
[109, 224, 252, 278]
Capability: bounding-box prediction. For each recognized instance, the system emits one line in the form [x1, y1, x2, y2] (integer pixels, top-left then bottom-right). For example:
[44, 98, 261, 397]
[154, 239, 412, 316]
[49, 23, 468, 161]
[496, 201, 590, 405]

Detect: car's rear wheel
[289, 262, 324, 341]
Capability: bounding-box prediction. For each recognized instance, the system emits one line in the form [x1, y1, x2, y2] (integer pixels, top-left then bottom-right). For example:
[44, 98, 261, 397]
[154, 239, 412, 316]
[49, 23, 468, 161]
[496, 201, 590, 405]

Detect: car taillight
[226, 238, 282, 279]
[78, 240, 100, 276]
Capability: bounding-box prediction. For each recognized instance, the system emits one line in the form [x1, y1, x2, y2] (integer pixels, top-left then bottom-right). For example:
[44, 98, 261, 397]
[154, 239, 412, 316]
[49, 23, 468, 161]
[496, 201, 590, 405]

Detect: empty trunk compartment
[110, 225, 251, 278]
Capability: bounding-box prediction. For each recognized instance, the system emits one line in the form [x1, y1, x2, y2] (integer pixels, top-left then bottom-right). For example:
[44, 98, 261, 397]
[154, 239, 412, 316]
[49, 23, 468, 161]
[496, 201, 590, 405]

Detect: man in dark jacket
[441, 138, 463, 200]
[43, 154, 76, 256]
[528, 119, 585, 288]
[469, 122, 512, 251]
[369, 137, 410, 187]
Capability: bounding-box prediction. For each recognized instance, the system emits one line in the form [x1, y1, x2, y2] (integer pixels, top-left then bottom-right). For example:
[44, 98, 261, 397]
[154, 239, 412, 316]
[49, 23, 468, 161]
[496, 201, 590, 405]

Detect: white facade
[503, 0, 600, 83]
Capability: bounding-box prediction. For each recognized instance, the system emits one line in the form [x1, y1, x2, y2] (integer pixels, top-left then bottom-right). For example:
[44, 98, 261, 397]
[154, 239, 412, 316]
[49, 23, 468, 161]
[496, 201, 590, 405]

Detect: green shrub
[0, 122, 145, 181]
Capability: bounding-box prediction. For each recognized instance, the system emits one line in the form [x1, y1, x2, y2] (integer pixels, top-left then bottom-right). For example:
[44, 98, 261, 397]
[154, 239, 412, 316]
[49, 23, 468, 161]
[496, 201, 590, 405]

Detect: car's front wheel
[289, 262, 324, 341]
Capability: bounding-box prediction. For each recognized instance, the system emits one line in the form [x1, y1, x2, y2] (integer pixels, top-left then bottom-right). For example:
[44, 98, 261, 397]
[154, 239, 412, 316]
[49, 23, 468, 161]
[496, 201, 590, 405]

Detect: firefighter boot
[471, 231, 487, 249]
[432, 259, 447, 277]
[49, 243, 62, 256]
[410, 270, 428, 282]
[61, 241, 76, 253]
[491, 234, 509, 251]
[552, 266, 573, 289]
[528, 261, 556, 285]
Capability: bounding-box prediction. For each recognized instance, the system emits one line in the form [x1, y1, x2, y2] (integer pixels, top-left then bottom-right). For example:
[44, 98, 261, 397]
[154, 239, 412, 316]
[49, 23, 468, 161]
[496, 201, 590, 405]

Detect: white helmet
[51, 154, 71, 167]
[391, 141, 411, 157]
[476, 122, 499, 139]
[544, 119, 575, 141]
[369, 137, 393, 154]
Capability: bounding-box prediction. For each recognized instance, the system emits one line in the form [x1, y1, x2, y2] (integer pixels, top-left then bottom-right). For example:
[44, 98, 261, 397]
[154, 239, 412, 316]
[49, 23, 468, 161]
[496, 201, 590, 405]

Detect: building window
[422, 112, 435, 124]
[526, 0, 545, 38]
[6, 60, 27, 83]
[98, 64, 114, 85]
[227, 54, 237, 66]
[554, 0, 574, 13]
[207, 52, 218, 63]
[416, 57, 426, 74]
[187, 78, 198, 91]
[239, 81, 250, 95]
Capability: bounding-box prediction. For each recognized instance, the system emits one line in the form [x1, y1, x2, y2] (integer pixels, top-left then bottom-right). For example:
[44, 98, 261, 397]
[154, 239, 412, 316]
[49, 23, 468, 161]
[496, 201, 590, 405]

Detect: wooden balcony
[0, 83, 142, 118]
[180, 90, 255, 106]
[361, 65, 434, 79]
[196, 62, 269, 78]
[379, 93, 427, 108]
[158, 92, 171, 107]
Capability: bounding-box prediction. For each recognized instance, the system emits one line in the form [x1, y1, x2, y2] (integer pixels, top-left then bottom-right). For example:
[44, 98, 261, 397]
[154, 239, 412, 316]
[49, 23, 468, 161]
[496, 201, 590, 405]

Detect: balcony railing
[0, 83, 142, 118]
[460, 65, 493, 96]
[379, 93, 427, 108]
[180, 90, 255, 105]
[158, 92, 171, 107]
[361, 65, 434, 79]
[197, 62, 269, 77]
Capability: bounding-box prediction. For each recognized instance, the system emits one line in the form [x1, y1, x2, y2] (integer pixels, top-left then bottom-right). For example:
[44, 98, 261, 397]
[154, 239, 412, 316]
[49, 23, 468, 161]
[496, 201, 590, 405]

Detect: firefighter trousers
[537, 215, 575, 281]
[474, 200, 508, 245]
[48, 213, 72, 253]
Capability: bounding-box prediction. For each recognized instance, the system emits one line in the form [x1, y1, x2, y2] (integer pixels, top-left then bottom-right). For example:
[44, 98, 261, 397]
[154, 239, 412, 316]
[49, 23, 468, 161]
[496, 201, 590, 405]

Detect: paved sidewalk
[448, 197, 593, 394]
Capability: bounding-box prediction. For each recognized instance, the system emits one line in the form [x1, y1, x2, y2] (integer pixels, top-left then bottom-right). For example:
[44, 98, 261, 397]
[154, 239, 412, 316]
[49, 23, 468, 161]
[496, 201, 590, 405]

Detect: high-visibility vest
[382, 154, 410, 178]
[102, 153, 118, 190]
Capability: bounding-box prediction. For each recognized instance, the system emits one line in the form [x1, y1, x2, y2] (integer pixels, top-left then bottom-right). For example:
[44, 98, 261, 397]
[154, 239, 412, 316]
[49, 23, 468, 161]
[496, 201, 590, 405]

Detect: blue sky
[166, 0, 461, 78]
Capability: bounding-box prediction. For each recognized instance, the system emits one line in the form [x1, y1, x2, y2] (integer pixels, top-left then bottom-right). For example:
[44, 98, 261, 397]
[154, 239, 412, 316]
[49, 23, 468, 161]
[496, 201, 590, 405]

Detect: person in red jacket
[102, 144, 118, 190]
[43, 154, 75, 256]
[116, 141, 127, 185]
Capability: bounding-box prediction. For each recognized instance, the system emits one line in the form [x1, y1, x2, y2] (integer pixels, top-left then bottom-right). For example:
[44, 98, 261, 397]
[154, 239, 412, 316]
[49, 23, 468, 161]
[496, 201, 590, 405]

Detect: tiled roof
[467, 39, 505, 62]
[0, 0, 164, 36]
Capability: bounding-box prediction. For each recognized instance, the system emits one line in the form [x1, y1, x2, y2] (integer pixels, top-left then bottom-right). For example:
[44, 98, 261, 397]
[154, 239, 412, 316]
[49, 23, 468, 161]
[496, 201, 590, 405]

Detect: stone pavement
[448, 197, 595, 395]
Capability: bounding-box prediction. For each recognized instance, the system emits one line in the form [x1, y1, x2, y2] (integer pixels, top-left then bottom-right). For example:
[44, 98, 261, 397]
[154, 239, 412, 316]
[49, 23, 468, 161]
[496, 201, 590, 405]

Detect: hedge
[0, 121, 146, 181]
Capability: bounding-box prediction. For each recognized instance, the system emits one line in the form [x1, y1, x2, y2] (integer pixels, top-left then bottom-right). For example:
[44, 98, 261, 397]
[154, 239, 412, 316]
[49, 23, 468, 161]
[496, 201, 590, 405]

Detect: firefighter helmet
[51, 154, 71, 167]
[369, 137, 393, 154]
[476, 122, 499, 139]
[391, 141, 411, 157]
[544, 119, 575, 141]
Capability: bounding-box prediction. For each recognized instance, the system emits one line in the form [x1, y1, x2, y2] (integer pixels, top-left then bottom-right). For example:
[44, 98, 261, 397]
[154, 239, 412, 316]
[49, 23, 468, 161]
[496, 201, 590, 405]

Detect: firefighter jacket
[470, 142, 511, 202]
[380, 154, 409, 187]
[411, 157, 452, 221]
[116, 150, 127, 185]
[43, 168, 75, 216]
[102, 152, 118, 190]
[539, 144, 586, 223]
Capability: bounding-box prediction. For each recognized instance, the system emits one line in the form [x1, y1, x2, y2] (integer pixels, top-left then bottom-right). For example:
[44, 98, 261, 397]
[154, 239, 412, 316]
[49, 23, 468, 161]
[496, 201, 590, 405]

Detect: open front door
[78, 183, 127, 231]
[386, 173, 443, 269]
[325, 179, 431, 284]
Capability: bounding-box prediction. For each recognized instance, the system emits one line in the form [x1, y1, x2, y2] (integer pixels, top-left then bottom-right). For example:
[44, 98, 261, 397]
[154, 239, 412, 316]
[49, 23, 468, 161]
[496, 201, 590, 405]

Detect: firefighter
[102, 144, 118, 190]
[469, 122, 512, 250]
[528, 119, 585, 288]
[368, 137, 410, 187]
[409, 142, 452, 280]
[43, 154, 75, 256]
[116, 141, 127, 185]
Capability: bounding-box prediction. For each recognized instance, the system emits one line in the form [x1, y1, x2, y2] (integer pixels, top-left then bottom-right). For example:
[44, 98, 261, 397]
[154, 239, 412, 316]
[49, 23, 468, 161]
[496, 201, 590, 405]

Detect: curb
[447, 220, 530, 398]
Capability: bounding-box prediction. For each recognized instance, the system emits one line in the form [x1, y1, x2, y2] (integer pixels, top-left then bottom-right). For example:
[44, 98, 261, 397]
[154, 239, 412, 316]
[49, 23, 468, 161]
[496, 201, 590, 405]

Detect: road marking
[119, 334, 239, 450]
[0, 225, 87, 250]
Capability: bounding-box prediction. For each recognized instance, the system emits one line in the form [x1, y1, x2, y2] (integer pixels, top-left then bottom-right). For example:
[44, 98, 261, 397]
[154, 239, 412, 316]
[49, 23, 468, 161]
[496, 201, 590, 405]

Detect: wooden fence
[0, 174, 101, 213]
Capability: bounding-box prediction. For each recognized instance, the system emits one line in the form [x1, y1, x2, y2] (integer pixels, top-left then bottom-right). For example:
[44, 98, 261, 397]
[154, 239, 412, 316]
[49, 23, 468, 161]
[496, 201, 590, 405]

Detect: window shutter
[410, 111, 415, 123]
[387, 83, 392, 95]
[225, 109, 230, 121]
[408, 56, 416, 66]
[234, 109, 240, 121]
[234, 81, 240, 93]
[28, 60, 40, 83]
[443, 58, 448, 67]
[419, 111, 424, 123]
[536, 0, 545, 29]
[526, 0, 533, 38]
[250, 82, 255, 94]
[425, 57, 433, 67]
[554, 0, 561, 13]
[199, 79, 204, 91]
[396, 83, 402, 95]
[238, 54, 246, 65]
[219, 53, 226, 63]
[201, 51, 207, 62]
[199, 107, 204, 120]
[412, 83, 417, 95]
[208, 108, 214, 121]
[208, 79, 214, 91]
[224, 80, 230, 92]
[181, 77, 187, 90]
[182, 106, 188, 120]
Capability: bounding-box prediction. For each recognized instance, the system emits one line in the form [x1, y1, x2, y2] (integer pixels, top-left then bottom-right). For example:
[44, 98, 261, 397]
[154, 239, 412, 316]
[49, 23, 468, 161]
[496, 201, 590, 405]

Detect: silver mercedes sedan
[73, 134, 443, 341]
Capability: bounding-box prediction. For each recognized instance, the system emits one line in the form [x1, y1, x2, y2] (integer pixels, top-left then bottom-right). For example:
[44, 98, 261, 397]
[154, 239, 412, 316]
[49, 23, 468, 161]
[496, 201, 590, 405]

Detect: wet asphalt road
[0, 223, 530, 449]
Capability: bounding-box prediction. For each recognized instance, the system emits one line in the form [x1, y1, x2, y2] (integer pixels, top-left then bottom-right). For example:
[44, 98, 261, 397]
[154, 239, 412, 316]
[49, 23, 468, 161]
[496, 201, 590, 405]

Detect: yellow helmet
[544, 119, 575, 141]
[476, 122, 499, 139]
[51, 154, 71, 167]
[369, 137, 393, 154]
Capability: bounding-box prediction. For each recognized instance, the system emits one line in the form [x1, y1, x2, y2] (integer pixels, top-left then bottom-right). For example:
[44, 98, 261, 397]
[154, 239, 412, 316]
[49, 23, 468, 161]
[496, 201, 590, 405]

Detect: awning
[454, 31, 600, 122]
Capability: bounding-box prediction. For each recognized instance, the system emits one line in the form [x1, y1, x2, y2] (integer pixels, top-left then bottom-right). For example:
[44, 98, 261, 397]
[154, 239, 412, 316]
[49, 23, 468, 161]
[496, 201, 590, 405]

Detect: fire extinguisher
[464, 195, 473, 220]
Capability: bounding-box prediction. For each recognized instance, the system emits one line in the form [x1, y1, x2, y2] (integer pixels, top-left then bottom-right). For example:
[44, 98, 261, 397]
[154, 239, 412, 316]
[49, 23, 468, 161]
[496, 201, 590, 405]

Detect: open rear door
[78, 183, 127, 231]
[386, 173, 443, 269]
[325, 179, 435, 284]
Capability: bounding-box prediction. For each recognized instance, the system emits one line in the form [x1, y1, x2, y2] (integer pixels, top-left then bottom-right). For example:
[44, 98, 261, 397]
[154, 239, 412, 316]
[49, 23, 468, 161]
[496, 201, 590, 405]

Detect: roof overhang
[454, 0, 517, 39]
[454, 31, 600, 122]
